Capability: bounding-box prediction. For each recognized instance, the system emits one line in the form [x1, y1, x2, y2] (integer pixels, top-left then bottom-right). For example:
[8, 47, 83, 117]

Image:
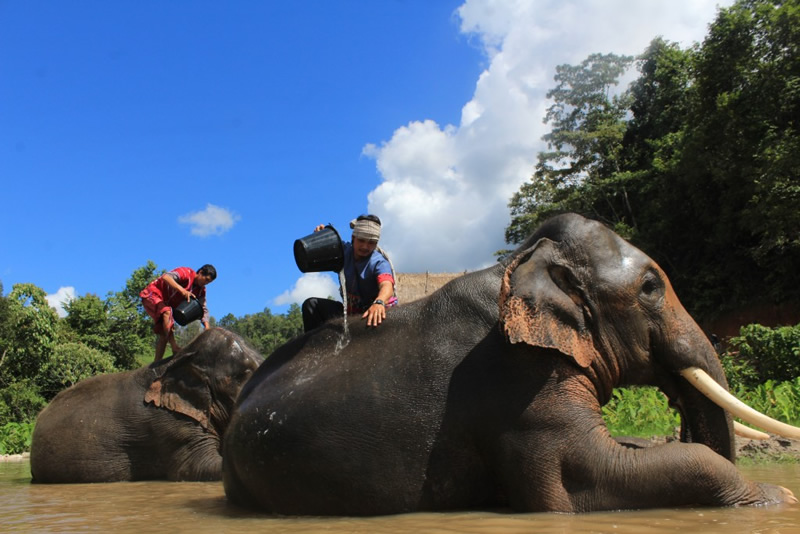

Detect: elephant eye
[640, 271, 663, 298]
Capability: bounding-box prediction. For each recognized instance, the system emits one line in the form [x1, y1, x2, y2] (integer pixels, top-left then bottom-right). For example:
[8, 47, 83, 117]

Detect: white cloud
[363, 0, 733, 273]
[178, 203, 240, 237]
[273, 272, 341, 307]
[46, 286, 76, 318]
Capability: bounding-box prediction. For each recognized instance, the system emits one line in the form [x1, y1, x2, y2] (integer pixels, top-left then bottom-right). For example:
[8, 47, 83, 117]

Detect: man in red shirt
[140, 264, 216, 361]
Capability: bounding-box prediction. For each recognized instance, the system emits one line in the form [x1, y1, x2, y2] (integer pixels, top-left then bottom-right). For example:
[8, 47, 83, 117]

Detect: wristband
[373, 299, 385, 307]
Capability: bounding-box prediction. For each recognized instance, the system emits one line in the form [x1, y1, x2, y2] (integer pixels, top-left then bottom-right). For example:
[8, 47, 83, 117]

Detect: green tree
[37, 342, 115, 400]
[624, 38, 694, 174]
[615, 38, 699, 280]
[220, 304, 302, 356]
[0, 284, 58, 383]
[681, 0, 800, 312]
[0, 283, 51, 426]
[0, 379, 45, 425]
[0, 282, 11, 373]
[105, 261, 161, 368]
[506, 0, 799, 320]
[63, 294, 109, 353]
[113, 260, 161, 339]
[725, 323, 800, 388]
[507, 53, 634, 243]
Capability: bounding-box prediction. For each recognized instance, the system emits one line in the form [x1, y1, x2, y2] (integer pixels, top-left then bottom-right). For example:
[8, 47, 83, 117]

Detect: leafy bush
[0, 380, 46, 425]
[603, 378, 800, 440]
[720, 351, 761, 392]
[725, 323, 800, 388]
[0, 284, 58, 383]
[603, 386, 680, 437]
[737, 378, 800, 428]
[0, 422, 34, 455]
[36, 342, 116, 400]
[105, 298, 153, 370]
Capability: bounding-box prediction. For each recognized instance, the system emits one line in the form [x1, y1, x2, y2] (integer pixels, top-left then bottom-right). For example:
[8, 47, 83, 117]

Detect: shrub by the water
[37, 342, 116, 401]
[737, 378, 800, 429]
[0, 380, 45, 427]
[0, 422, 34, 455]
[603, 386, 679, 437]
[722, 323, 800, 389]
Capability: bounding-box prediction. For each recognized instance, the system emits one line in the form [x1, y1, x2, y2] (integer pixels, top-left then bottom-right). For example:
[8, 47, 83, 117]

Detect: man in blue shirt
[302, 214, 397, 332]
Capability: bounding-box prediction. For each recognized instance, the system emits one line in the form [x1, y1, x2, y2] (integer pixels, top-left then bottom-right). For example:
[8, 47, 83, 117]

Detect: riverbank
[735, 435, 800, 463]
[2, 436, 799, 464]
[0, 452, 29, 463]
[631, 434, 800, 464]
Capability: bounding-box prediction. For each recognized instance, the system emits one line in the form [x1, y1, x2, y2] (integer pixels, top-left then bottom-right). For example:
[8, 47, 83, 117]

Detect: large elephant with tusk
[223, 213, 799, 515]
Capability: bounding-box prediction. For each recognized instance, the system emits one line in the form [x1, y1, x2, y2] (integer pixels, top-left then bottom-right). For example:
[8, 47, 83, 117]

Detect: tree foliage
[507, 52, 634, 243]
[507, 0, 800, 319]
[37, 342, 116, 400]
[59, 262, 159, 370]
[105, 260, 162, 369]
[0, 284, 58, 383]
[63, 294, 109, 352]
[723, 323, 800, 389]
[218, 303, 303, 356]
[0, 261, 303, 432]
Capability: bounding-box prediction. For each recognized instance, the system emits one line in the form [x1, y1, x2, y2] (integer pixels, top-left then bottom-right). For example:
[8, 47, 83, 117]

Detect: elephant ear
[144, 351, 215, 434]
[498, 238, 600, 369]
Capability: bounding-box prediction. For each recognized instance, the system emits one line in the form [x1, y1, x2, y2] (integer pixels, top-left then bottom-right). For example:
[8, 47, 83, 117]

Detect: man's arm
[161, 273, 193, 301]
[362, 280, 394, 327]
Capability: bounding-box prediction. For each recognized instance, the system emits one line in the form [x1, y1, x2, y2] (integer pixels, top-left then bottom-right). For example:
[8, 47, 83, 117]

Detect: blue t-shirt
[341, 242, 393, 313]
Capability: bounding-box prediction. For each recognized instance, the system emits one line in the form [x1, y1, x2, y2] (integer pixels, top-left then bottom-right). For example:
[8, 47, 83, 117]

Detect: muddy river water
[2, 460, 799, 533]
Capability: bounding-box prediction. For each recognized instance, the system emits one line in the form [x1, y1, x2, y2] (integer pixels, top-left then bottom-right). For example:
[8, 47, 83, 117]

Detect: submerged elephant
[223, 213, 798, 515]
[30, 328, 263, 483]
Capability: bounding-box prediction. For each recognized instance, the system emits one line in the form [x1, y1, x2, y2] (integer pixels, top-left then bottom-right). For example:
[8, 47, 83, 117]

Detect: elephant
[222, 213, 798, 515]
[30, 327, 263, 483]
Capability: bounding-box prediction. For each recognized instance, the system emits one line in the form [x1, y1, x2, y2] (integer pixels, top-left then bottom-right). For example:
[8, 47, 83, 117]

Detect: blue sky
[1, 0, 732, 320]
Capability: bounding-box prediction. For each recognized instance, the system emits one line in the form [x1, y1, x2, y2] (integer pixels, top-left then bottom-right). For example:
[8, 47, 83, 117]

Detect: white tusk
[734, 421, 769, 440]
[680, 366, 800, 440]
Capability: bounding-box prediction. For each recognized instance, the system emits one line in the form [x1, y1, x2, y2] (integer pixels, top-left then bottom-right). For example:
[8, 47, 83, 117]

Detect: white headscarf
[350, 218, 381, 241]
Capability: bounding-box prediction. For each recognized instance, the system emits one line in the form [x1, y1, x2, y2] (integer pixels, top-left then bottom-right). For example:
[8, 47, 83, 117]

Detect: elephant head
[499, 213, 799, 459]
[144, 327, 263, 436]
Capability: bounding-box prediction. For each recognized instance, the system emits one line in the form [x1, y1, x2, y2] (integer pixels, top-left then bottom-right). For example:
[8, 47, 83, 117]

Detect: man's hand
[362, 279, 394, 327]
[362, 301, 386, 327]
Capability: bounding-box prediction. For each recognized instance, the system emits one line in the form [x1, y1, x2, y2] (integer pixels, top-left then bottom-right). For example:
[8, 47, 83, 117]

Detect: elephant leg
[163, 437, 222, 481]
[557, 439, 795, 512]
[495, 429, 794, 513]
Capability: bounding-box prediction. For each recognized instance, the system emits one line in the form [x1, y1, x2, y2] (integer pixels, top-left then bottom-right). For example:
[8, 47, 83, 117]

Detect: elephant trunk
[663, 301, 800, 459]
[672, 367, 736, 461]
[658, 298, 736, 461]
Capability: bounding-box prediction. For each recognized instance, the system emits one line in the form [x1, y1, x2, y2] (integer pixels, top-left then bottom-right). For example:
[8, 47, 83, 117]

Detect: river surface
[2, 460, 800, 533]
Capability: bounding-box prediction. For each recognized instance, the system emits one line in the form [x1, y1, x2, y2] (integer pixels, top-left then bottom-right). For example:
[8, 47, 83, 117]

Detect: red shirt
[140, 267, 209, 323]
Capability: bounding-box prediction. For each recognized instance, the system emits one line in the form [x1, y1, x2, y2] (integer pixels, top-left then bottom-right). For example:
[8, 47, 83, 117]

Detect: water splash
[334, 269, 350, 353]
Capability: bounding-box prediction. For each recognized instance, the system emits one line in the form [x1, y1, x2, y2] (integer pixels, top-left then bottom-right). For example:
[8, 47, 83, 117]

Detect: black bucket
[294, 225, 344, 273]
[174, 298, 203, 326]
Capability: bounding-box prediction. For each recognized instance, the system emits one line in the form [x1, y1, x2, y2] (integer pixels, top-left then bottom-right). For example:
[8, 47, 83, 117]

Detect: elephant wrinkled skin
[30, 328, 263, 483]
[222, 213, 796, 515]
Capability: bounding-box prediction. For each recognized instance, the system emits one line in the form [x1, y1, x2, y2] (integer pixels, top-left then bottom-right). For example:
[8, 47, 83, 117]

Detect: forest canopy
[0, 268, 302, 429]
[506, 0, 799, 320]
